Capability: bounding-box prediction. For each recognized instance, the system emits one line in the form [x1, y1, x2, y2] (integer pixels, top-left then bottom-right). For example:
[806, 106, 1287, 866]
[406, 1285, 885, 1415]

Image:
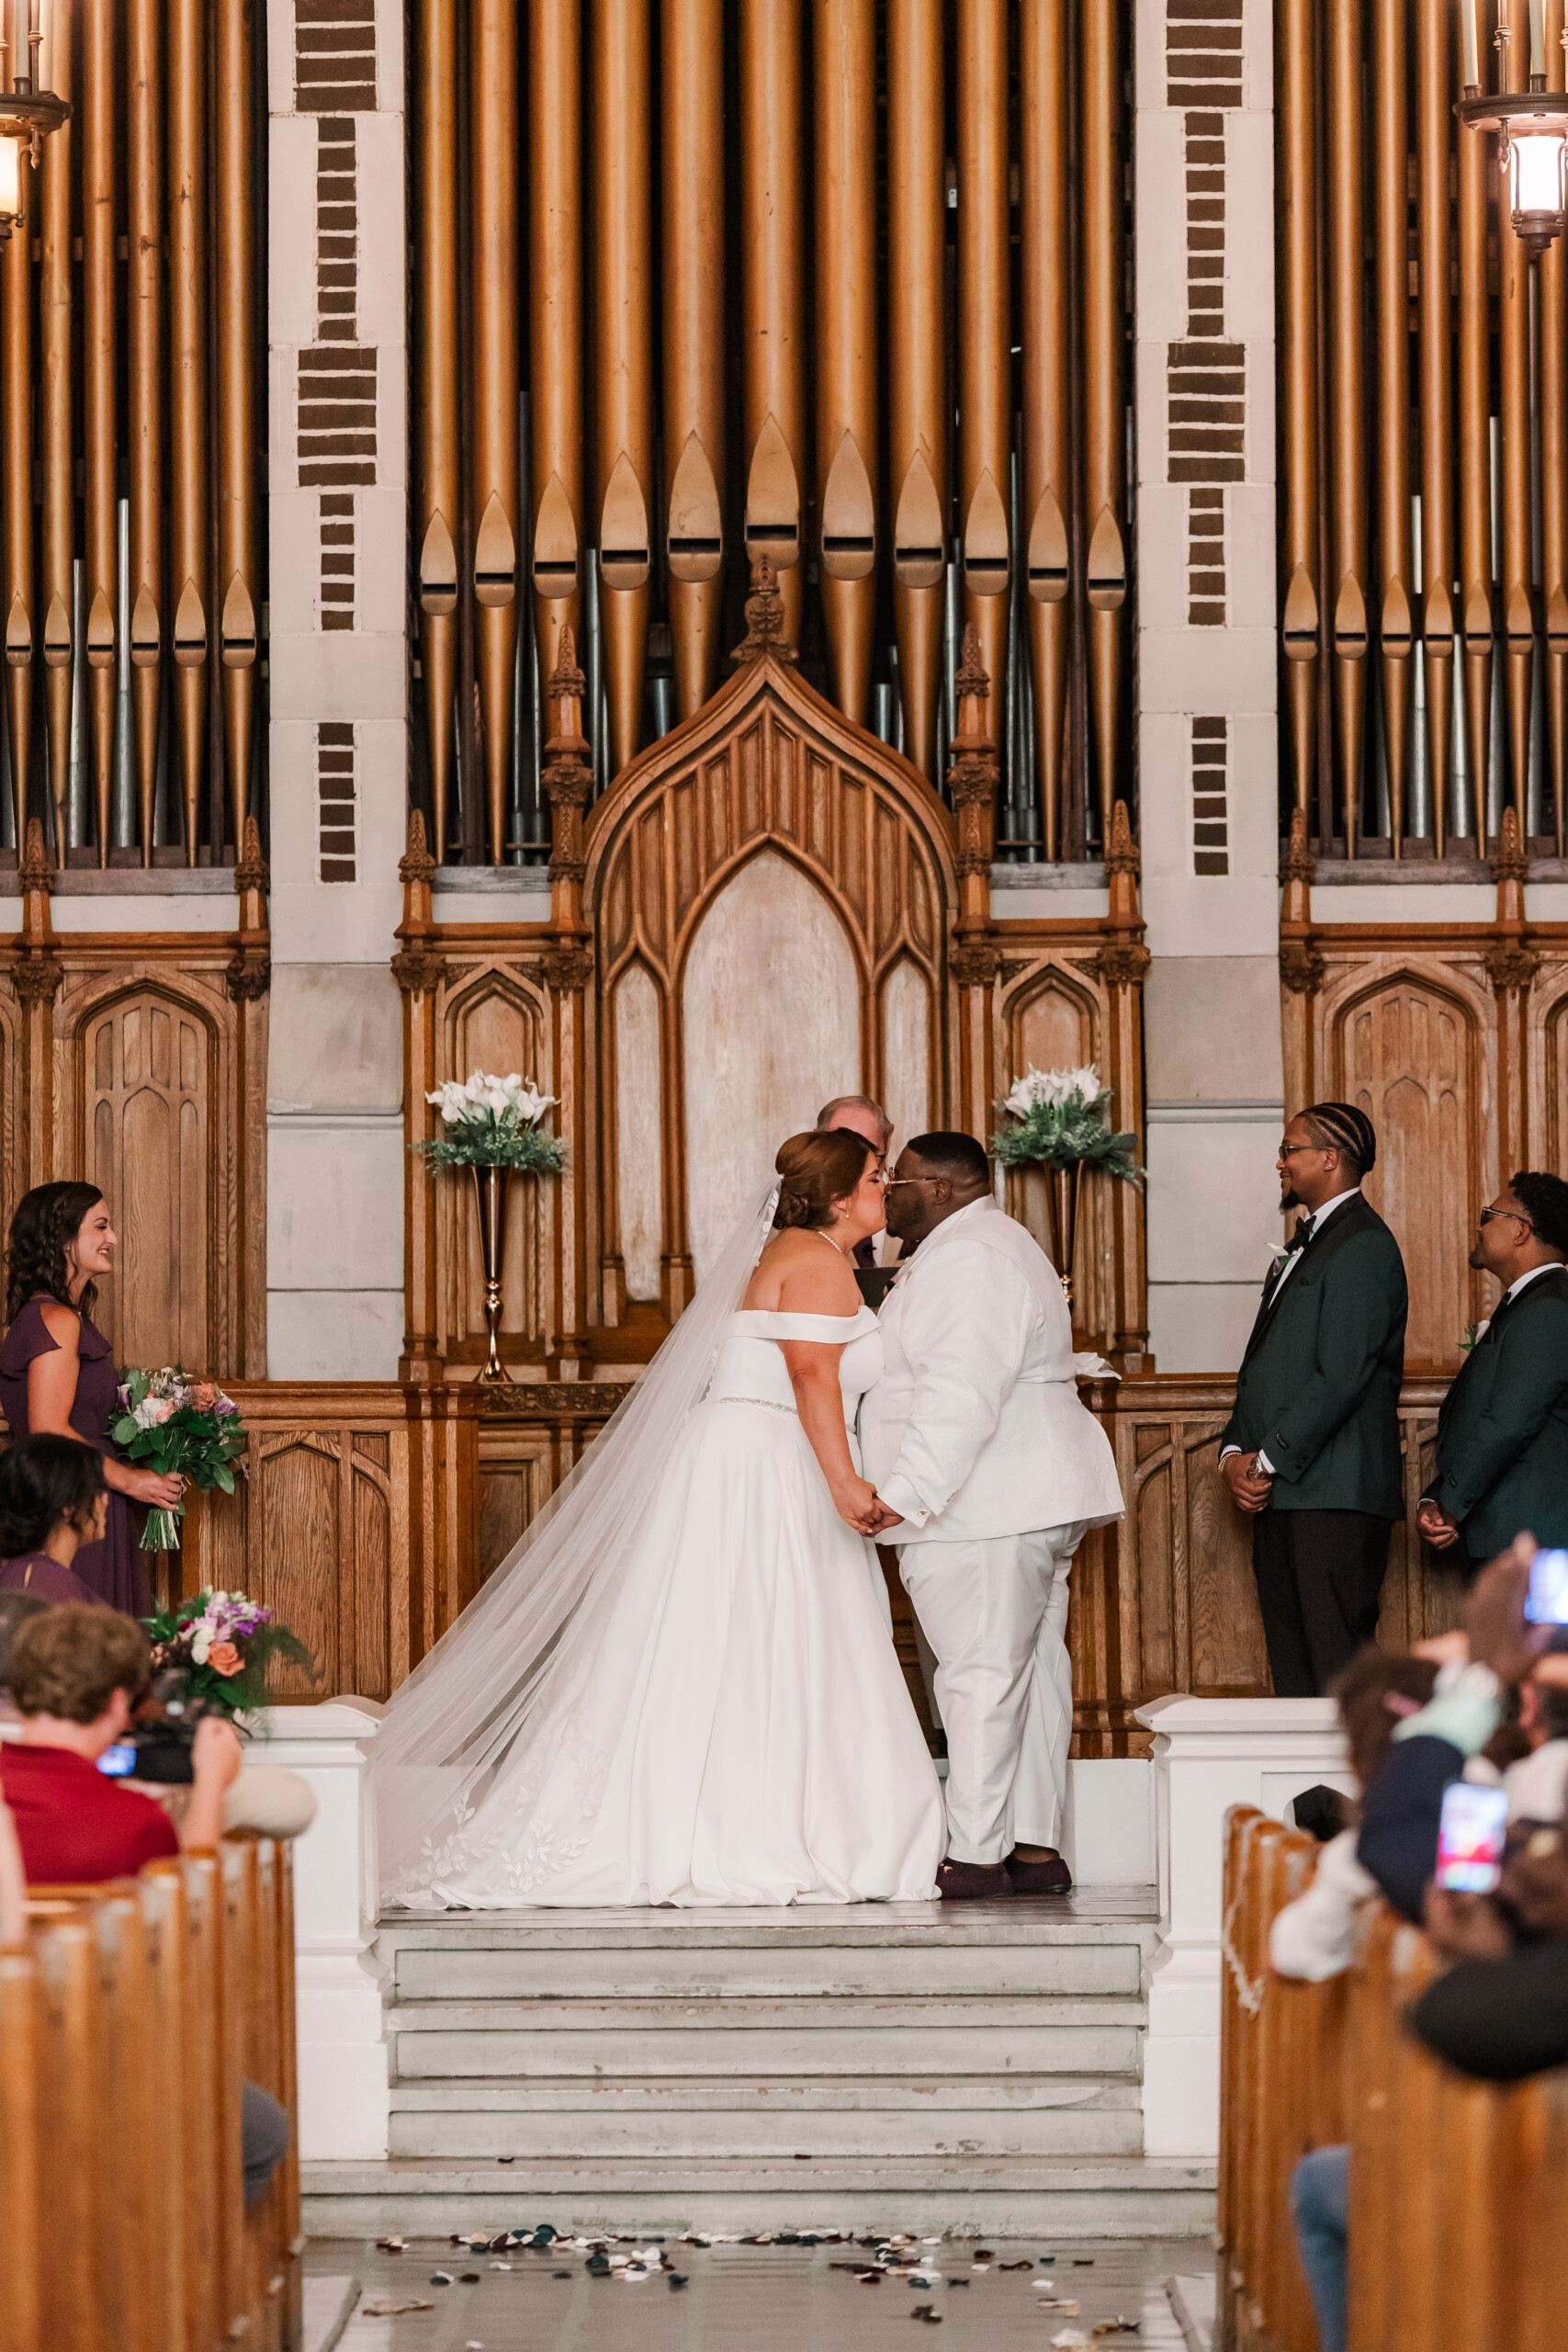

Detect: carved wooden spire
[399, 807, 436, 888]
[732, 552, 797, 666]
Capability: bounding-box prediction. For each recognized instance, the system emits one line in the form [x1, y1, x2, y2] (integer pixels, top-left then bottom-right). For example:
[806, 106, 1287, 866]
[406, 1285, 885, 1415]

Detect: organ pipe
[1416, 0, 1454, 854]
[217, 0, 259, 849]
[886, 0, 945, 782]
[1327, 0, 1368, 855]
[170, 0, 209, 865]
[129, 0, 164, 859]
[660, 0, 725, 720]
[1373, 0, 1412, 853]
[1498, 6, 1533, 835]
[471, 0, 519, 858]
[1458, 19, 1493, 845]
[2, 174, 30, 854]
[593, 0, 654, 779]
[1082, 0, 1125, 835]
[529, 0, 583, 698]
[740, 0, 807, 649]
[417, 0, 458, 860]
[39, 0, 71, 863]
[1021, 0, 1071, 856]
[956, 0, 1011, 742]
[1544, 0, 1568, 854]
[813, 0, 877, 726]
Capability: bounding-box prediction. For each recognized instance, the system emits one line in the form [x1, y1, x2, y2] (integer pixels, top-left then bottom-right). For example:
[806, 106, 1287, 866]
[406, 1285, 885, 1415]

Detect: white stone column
[248, 1698, 390, 2161]
[1135, 0, 1285, 1374]
[1135, 1695, 1353, 2158]
[265, 0, 408, 1376]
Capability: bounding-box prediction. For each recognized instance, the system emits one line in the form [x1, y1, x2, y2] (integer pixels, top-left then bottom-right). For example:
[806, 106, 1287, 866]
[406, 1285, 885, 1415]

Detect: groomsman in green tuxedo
[1417, 1172, 1568, 1571]
[1220, 1103, 1408, 1695]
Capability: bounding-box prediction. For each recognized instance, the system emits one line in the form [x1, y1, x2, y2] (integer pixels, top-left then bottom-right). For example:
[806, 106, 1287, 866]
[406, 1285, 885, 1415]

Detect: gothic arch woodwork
[433, 966, 554, 1363]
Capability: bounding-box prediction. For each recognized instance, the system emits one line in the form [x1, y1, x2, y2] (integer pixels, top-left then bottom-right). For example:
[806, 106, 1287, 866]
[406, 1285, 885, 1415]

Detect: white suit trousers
[898, 1522, 1088, 1865]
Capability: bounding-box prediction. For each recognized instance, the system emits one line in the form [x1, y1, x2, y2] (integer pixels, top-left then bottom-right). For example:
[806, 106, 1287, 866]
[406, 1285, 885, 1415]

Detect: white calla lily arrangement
[991, 1062, 1145, 1185]
[419, 1069, 566, 1174]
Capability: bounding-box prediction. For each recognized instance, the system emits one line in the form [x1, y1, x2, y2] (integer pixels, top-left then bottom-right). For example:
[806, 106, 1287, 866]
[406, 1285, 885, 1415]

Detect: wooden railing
[1217, 1803, 1568, 2352]
[0, 1835, 301, 2352]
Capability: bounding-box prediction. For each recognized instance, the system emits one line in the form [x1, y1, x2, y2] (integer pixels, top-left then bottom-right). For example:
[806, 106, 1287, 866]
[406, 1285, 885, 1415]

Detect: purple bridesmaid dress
[0, 1300, 151, 1618]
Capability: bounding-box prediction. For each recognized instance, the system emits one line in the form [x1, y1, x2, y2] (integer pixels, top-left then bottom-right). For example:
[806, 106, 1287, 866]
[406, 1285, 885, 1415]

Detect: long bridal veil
[372, 1179, 781, 1905]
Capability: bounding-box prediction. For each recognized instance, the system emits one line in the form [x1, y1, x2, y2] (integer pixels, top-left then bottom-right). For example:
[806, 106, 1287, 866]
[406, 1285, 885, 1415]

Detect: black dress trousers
[1251, 1510, 1393, 1696]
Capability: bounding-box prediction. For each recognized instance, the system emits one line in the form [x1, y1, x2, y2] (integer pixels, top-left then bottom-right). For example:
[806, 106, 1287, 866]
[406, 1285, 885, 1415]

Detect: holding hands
[830, 1475, 903, 1540]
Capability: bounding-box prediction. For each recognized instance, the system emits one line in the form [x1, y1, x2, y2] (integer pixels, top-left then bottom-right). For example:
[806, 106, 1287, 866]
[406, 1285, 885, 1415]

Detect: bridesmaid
[0, 1183, 181, 1616]
[0, 1433, 110, 1607]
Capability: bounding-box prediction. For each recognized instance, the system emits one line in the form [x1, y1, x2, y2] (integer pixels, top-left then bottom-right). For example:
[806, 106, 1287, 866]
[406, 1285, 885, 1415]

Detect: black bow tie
[1290, 1216, 1314, 1252]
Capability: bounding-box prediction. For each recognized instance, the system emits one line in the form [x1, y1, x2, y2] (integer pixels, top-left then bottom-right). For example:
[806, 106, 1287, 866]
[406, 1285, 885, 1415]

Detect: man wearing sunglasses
[1418, 1174, 1568, 1573]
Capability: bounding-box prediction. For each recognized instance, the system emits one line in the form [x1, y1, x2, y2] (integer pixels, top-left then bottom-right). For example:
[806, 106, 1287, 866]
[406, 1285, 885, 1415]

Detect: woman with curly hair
[0, 1183, 180, 1613]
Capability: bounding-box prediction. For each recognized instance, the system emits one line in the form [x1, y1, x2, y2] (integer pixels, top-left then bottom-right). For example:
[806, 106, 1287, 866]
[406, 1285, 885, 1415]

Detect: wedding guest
[1417, 1172, 1568, 1569]
[0, 1433, 110, 1606]
[0, 1182, 182, 1616]
[1219, 1104, 1408, 1696]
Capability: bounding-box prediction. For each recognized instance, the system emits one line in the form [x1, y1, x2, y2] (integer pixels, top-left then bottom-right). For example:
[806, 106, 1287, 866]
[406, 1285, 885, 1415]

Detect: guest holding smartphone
[0, 1183, 181, 1616]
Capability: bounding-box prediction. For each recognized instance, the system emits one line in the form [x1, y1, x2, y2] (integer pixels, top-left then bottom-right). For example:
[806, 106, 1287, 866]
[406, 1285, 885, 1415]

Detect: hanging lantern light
[0, 0, 70, 243]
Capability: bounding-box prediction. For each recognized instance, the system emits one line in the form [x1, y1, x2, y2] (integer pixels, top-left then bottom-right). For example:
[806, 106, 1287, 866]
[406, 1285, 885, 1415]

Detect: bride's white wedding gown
[400, 1304, 944, 1907]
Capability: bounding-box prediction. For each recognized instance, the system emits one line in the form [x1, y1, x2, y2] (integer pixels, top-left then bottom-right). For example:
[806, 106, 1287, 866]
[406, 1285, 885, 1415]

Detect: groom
[861, 1133, 1123, 1900]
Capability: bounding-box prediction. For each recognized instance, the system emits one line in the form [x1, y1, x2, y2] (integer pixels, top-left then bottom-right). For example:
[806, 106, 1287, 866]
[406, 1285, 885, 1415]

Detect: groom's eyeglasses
[883, 1176, 942, 1190]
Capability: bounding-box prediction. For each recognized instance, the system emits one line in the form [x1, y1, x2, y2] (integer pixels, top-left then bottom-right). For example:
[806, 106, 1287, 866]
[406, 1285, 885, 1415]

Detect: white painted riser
[392, 2015, 1145, 2080]
[391, 1942, 1145, 2000]
[388, 2095, 1145, 2160]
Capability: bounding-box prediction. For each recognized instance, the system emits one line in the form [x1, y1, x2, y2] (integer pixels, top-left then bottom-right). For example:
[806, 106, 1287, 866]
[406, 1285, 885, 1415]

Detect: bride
[374, 1126, 943, 1907]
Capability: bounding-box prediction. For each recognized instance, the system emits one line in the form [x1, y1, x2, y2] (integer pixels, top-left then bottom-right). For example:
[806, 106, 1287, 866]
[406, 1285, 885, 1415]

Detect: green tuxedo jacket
[1423, 1264, 1568, 1560]
[1220, 1192, 1408, 1518]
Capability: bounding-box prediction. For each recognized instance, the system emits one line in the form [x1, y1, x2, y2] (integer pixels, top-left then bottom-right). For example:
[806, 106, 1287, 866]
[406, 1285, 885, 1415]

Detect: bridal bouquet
[420, 1069, 565, 1174]
[991, 1062, 1145, 1185]
[141, 1589, 315, 1716]
[111, 1367, 249, 1552]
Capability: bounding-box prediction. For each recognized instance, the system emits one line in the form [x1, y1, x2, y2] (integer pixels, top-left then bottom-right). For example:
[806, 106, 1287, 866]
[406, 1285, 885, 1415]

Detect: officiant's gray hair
[816, 1093, 892, 1148]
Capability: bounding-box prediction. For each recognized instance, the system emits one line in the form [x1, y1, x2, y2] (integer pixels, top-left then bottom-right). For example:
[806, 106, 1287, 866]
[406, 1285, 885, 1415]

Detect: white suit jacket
[859, 1196, 1123, 1544]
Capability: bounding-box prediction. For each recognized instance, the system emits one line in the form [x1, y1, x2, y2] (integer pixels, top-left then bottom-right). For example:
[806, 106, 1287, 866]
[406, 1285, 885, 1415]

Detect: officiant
[1219, 1104, 1407, 1697]
[818, 1094, 898, 1308]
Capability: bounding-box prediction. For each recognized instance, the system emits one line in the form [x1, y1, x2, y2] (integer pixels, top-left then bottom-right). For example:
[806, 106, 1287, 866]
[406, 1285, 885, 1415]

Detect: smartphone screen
[96, 1743, 138, 1778]
[1436, 1781, 1510, 1894]
[1525, 1547, 1568, 1625]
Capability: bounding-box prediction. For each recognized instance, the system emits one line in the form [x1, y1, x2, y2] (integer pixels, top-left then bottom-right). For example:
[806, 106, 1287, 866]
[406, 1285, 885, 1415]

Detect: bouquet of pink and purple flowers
[111, 1365, 248, 1553]
[142, 1588, 313, 1715]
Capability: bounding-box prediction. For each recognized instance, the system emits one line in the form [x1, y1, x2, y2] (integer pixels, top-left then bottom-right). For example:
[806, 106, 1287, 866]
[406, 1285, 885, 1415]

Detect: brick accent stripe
[294, 0, 376, 113]
[318, 721, 356, 881]
[1165, 7, 1246, 630]
[1192, 716, 1228, 873]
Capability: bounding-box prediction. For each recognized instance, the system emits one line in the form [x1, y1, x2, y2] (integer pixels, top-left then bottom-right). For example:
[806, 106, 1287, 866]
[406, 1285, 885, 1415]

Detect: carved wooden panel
[473, 1384, 628, 1582]
[433, 966, 554, 1365]
[80, 989, 213, 1370]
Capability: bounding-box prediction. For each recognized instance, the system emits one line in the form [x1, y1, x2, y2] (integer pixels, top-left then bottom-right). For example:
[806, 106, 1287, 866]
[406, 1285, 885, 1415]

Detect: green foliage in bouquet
[141, 1589, 317, 1716]
[990, 1063, 1146, 1186]
[418, 1070, 567, 1174]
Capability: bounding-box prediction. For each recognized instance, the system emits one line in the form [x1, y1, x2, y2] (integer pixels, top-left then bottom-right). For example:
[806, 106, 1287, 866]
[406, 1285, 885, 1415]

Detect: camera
[122, 1667, 222, 1785]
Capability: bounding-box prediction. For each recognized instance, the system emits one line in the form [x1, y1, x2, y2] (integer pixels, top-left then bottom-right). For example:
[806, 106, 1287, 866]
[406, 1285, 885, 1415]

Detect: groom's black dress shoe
[1004, 1850, 1073, 1895]
[936, 1859, 1011, 1901]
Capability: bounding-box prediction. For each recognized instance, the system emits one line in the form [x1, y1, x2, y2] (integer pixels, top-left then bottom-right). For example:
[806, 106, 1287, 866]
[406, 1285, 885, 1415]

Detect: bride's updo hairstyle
[773, 1128, 875, 1231]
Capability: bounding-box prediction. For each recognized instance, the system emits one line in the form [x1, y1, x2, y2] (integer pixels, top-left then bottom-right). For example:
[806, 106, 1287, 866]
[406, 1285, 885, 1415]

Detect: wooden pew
[0, 1838, 302, 2352]
[1218, 1803, 1568, 2352]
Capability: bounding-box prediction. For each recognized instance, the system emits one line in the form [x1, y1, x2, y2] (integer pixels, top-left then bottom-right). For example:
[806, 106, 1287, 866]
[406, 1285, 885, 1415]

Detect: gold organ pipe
[130, 0, 164, 861]
[85, 0, 117, 861]
[1082, 0, 1126, 832]
[418, 0, 458, 859]
[1279, 0, 1318, 820]
[1457, 36, 1492, 846]
[529, 0, 583, 695]
[956, 0, 1012, 752]
[660, 0, 725, 720]
[740, 0, 807, 648]
[1498, 1, 1532, 835]
[2, 181, 31, 854]
[217, 0, 259, 846]
[1543, 0, 1568, 854]
[1327, 0, 1368, 855]
[1021, 0, 1070, 857]
[1416, 0, 1454, 855]
[886, 0, 945, 782]
[1373, 0, 1412, 853]
[813, 0, 876, 725]
[170, 0, 209, 866]
[472, 0, 520, 858]
[39, 0, 72, 862]
[593, 0, 653, 778]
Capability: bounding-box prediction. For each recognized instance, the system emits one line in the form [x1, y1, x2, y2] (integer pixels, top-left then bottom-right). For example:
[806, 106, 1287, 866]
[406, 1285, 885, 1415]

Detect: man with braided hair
[1219, 1103, 1408, 1694]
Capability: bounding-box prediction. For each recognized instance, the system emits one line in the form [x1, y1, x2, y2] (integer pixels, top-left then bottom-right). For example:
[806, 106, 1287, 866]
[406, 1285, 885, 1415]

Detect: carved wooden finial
[1492, 801, 1530, 885]
[548, 625, 587, 712]
[954, 624, 990, 703]
[1105, 798, 1139, 877]
[400, 807, 437, 887]
[233, 812, 269, 896]
[1284, 804, 1315, 888]
[732, 551, 797, 666]
[17, 817, 52, 894]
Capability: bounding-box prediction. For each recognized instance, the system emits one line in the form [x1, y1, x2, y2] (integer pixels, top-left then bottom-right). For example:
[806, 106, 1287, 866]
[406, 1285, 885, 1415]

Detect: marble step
[388, 2074, 1145, 2159]
[389, 1938, 1145, 2000]
[375, 1895, 1161, 1954]
[389, 1994, 1145, 2081]
[299, 2152, 1216, 2240]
